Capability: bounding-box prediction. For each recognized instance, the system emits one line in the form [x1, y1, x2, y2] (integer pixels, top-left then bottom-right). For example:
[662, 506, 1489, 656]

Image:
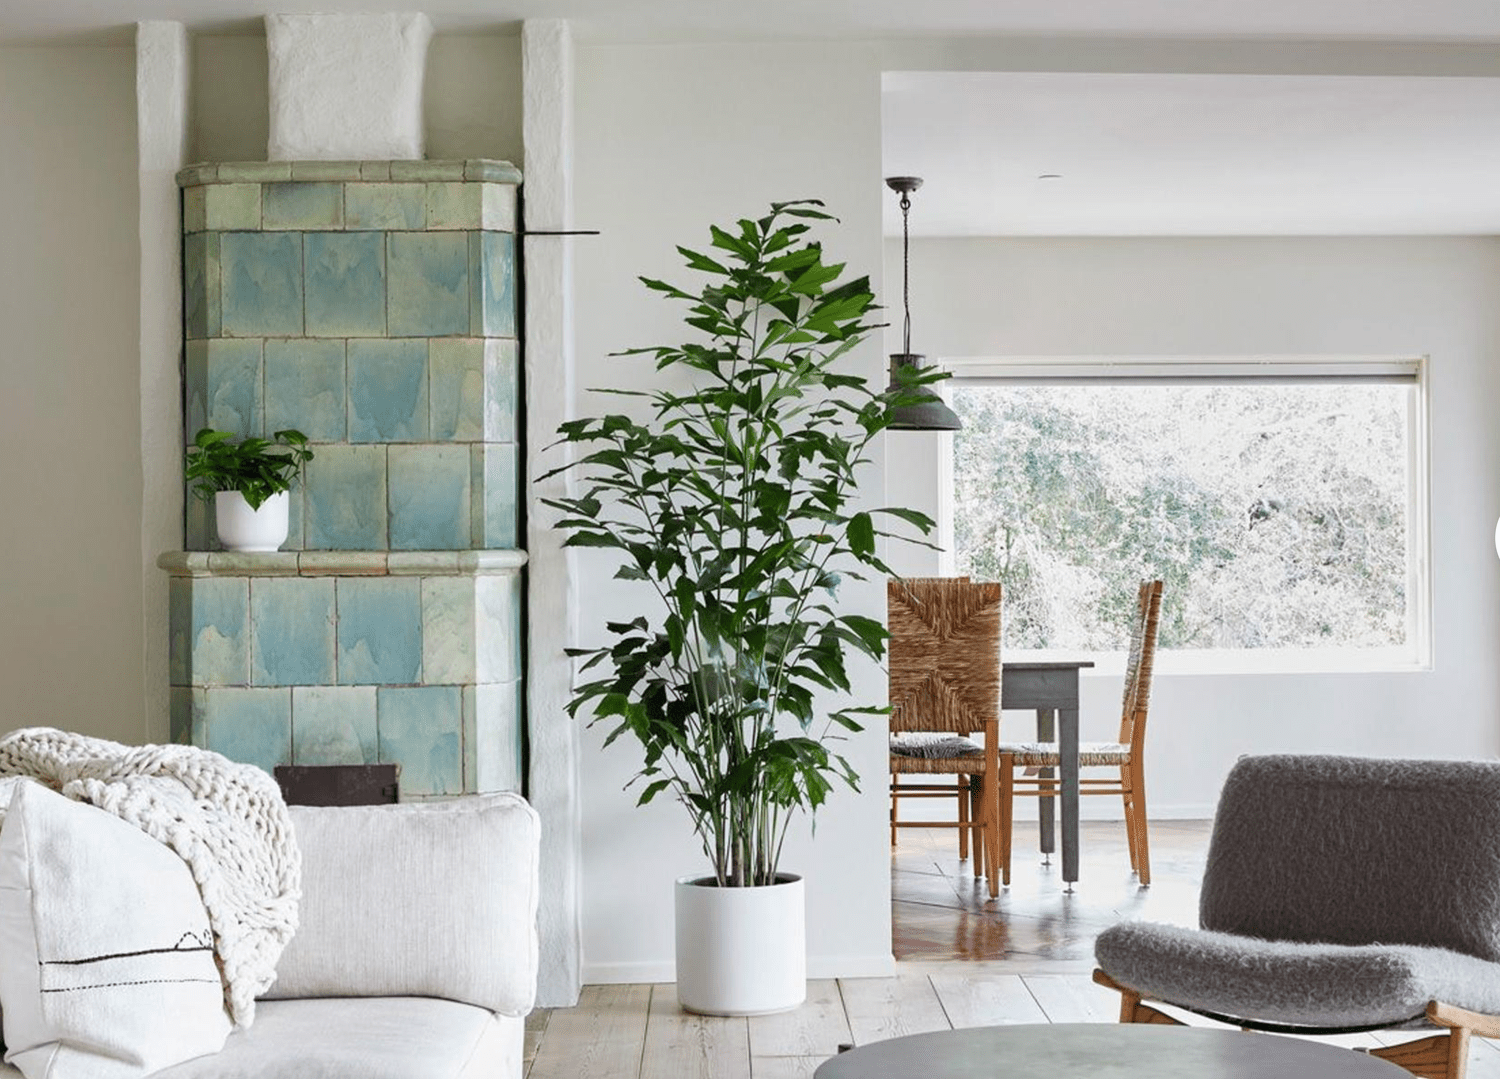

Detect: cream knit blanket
[0, 728, 301, 1027]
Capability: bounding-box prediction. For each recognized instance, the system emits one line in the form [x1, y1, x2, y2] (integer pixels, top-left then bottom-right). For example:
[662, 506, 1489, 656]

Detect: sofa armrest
[265, 793, 540, 1017]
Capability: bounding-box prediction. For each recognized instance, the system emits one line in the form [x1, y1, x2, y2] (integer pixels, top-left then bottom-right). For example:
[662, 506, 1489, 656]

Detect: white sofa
[1, 792, 541, 1079]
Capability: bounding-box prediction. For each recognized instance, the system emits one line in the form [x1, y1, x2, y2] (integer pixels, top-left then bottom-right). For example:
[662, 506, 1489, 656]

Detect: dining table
[1001, 659, 1095, 887]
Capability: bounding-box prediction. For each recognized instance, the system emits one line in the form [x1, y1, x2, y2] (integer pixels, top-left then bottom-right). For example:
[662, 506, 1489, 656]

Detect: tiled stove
[161, 160, 526, 797]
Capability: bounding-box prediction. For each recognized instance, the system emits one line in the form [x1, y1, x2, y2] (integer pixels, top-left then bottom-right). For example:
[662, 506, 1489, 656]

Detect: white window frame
[936, 354, 1433, 675]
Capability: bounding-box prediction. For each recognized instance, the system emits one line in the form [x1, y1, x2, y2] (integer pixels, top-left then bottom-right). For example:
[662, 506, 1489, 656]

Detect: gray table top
[812, 1024, 1410, 1078]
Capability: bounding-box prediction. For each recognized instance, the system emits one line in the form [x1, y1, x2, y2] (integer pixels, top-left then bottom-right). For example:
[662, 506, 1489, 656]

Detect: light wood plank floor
[526, 821, 1500, 1078]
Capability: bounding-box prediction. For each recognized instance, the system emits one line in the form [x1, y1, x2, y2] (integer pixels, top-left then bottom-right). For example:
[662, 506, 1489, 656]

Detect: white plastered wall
[885, 235, 1500, 819]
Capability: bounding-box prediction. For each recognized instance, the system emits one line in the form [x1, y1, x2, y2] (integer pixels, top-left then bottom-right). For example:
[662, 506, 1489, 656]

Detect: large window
[944, 358, 1428, 671]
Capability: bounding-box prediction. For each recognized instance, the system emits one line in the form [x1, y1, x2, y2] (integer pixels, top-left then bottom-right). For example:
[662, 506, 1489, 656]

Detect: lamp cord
[900, 189, 912, 356]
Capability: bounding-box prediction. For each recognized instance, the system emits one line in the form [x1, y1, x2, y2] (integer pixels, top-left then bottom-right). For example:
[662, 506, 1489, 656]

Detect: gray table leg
[1036, 709, 1055, 858]
[1060, 705, 1080, 886]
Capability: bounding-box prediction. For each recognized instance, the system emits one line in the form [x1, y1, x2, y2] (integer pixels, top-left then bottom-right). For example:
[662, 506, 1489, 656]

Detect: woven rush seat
[1096, 921, 1500, 1030]
[891, 733, 983, 758]
[1001, 741, 1130, 768]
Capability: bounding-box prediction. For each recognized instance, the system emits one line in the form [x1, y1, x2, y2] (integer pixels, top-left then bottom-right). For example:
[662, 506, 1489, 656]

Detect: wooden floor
[526, 819, 1500, 1078]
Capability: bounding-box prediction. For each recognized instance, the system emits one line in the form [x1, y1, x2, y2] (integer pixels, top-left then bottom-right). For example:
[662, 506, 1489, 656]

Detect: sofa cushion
[149, 998, 520, 1079]
[265, 794, 539, 1017]
[0, 782, 230, 1079]
[1096, 920, 1500, 1028]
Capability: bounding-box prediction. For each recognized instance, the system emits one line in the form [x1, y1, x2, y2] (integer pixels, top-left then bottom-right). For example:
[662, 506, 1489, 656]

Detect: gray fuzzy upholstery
[889, 733, 982, 759]
[1095, 754, 1500, 1028]
[1095, 921, 1500, 1028]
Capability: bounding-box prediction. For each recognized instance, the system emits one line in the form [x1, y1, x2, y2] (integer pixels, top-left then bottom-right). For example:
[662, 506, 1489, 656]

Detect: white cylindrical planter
[215, 491, 290, 552]
[675, 873, 805, 1016]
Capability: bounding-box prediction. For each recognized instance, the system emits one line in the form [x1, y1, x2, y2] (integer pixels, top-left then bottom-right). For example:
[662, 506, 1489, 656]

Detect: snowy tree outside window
[949, 378, 1419, 664]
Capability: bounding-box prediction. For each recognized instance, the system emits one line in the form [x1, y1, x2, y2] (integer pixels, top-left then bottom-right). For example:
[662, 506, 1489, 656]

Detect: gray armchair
[1094, 754, 1500, 1079]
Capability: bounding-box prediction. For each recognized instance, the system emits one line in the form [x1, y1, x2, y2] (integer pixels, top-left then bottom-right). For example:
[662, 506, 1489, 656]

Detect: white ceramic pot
[215, 491, 290, 552]
[674, 873, 805, 1016]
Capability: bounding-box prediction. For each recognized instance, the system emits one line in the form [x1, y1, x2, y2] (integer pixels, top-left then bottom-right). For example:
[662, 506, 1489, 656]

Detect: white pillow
[0, 781, 231, 1079]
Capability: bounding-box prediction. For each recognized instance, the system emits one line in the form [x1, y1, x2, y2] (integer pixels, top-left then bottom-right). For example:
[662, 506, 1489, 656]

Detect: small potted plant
[185, 428, 313, 552]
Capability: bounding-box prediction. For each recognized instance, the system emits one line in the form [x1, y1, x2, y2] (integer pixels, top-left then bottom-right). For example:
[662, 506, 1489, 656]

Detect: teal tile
[337, 577, 422, 685]
[183, 231, 221, 339]
[421, 577, 475, 685]
[428, 338, 482, 441]
[465, 682, 523, 793]
[201, 687, 291, 774]
[170, 687, 204, 747]
[474, 230, 517, 338]
[479, 184, 517, 232]
[185, 493, 217, 551]
[264, 339, 345, 443]
[203, 184, 262, 230]
[221, 232, 304, 337]
[474, 573, 522, 683]
[250, 577, 335, 686]
[388, 232, 469, 337]
[378, 686, 462, 796]
[483, 339, 519, 443]
[348, 339, 428, 442]
[305, 233, 386, 337]
[304, 444, 387, 550]
[186, 338, 263, 439]
[388, 445, 470, 550]
[470, 442, 519, 548]
[170, 576, 250, 687]
[425, 183, 481, 230]
[344, 183, 425, 229]
[263, 182, 342, 230]
[182, 186, 207, 233]
[292, 686, 377, 764]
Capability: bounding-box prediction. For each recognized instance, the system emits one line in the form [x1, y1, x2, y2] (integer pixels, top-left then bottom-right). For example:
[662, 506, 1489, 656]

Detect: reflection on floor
[892, 819, 1213, 962]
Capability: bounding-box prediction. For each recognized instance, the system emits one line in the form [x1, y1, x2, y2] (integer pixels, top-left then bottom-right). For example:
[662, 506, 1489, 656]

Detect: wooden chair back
[1116, 580, 1165, 754]
[887, 577, 1001, 734]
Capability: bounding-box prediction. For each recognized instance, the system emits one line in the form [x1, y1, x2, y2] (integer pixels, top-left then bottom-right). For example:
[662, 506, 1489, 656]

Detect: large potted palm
[546, 200, 940, 1015]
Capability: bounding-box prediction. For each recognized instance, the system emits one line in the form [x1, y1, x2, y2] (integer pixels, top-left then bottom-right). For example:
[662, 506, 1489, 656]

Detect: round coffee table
[812, 1023, 1410, 1078]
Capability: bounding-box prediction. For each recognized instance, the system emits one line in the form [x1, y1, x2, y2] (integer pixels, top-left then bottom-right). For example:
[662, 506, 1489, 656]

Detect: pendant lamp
[885, 176, 961, 432]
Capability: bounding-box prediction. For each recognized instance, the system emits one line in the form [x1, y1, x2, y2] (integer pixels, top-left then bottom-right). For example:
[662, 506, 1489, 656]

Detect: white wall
[887, 235, 1500, 816]
[0, 47, 147, 745]
[191, 32, 524, 164]
[571, 40, 895, 982]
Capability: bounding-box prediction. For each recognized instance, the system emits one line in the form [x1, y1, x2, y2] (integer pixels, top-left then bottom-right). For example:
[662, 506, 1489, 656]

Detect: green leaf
[847, 512, 875, 557]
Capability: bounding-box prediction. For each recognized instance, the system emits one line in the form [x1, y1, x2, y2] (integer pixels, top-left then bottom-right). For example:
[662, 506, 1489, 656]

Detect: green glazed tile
[480, 184, 517, 232]
[348, 339, 428, 442]
[425, 183, 481, 230]
[390, 552, 460, 576]
[360, 162, 392, 181]
[428, 338, 482, 441]
[421, 577, 475, 684]
[337, 577, 422, 685]
[170, 687, 205, 747]
[170, 576, 250, 687]
[377, 686, 463, 796]
[463, 160, 523, 184]
[465, 682, 522, 793]
[470, 442, 519, 549]
[250, 577, 336, 686]
[388, 232, 470, 337]
[388, 444, 470, 550]
[204, 183, 263, 230]
[183, 231, 221, 339]
[284, 480, 306, 551]
[298, 552, 388, 576]
[177, 164, 219, 186]
[263, 182, 342, 230]
[483, 339, 519, 443]
[218, 162, 292, 183]
[185, 338, 263, 439]
[182, 186, 207, 233]
[291, 161, 363, 181]
[293, 686, 378, 764]
[201, 687, 292, 773]
[473, 231, 517, 338]
[303, 444, 388, 550]
[221, 232, 304, 337]
[344, 183, 426, 230]
[390, 160, 465, 182]
[474, 572, 522, 683]
[185, 493, 217, 551]
[264, 339, 346, 443]
[305, 232, 386, 337]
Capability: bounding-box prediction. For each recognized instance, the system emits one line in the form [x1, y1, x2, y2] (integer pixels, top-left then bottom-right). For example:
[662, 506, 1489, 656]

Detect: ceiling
[15, 0, 1500, 45]
[882, 72, 1500, 236]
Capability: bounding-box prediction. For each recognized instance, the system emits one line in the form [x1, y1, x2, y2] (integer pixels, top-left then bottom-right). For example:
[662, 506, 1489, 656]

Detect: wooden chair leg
[999, 757, 1014, 886]
[1129, 758, 1151, 885]
[958, 774, 970, 861]
[1367, 1031, 1467, 1079]
[1092, 970, 1185, 1027]
[970, 779, 985, 880]
[1121, 767, 1139, 873]
[890, 773, 898, 848]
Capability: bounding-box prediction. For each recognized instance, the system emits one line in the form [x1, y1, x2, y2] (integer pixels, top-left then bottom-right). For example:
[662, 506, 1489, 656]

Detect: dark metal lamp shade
[886, 353, 962, 431]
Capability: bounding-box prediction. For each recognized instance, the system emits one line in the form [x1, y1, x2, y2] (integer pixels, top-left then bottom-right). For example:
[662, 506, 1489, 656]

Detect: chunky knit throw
[0, 728, 301, 1027]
